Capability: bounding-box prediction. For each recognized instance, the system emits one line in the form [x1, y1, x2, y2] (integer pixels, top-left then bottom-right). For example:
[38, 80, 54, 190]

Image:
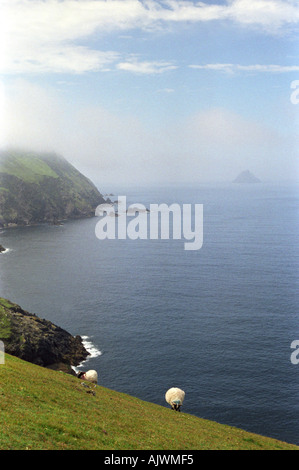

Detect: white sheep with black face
[77, 370, 98, 384]
[165, 387, 185, 411]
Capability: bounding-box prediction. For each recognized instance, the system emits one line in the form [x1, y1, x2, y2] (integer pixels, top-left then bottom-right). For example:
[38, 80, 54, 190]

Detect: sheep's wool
[165, 387, 185, 406]
[84, 370, 98, 384]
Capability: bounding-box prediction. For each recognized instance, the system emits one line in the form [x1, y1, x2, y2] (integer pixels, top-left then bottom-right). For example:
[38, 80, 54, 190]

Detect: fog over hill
[0, 150, 106, 227]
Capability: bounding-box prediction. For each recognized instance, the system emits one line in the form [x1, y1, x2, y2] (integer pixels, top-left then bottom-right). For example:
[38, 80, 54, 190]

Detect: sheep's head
[171, 400, 182, 411]
[165, 387, 185, 412]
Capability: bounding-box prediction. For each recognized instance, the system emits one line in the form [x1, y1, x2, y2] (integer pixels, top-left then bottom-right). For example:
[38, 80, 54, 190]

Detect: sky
[0, 0, 299, 188]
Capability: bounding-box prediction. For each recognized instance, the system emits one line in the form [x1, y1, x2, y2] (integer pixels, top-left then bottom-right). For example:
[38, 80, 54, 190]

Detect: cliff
[0, 150, 106, 227]
[0, 297, 89, 374]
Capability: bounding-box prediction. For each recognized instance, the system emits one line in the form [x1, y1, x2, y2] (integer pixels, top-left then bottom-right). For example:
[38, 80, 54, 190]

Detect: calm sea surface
[0, 183, 298, 445]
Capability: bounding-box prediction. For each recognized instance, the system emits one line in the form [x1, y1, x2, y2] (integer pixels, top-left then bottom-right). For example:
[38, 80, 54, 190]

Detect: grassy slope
[0, 298, 16, 339]
[0, 354, 297, 450]
[0, 151, 99, 192]
[0, 151, 105, 225]
[0, 152, 59, 183]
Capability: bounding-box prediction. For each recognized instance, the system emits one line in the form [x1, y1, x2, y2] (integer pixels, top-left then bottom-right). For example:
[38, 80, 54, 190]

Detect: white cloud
[190, 63, 236, 73]
[117, 59, 177, 74]
[227, 0, 299, 31]
[3, 44, 120, 75]
[1, 0, 146, 74]
[143, 0, 228, 23]
[144, 0, 299, 30]
[1, 0, 299, 75]
[156, 88, 175, 93]
[190, 63, 299, 73]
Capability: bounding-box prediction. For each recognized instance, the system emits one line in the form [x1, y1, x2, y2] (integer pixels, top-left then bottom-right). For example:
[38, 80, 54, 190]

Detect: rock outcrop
[0, 298, 89, 374]
[233, 170, 261, 184]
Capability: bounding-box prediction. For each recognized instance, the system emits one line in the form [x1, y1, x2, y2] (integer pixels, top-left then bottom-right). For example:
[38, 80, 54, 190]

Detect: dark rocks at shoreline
[0, 298, 89, 374]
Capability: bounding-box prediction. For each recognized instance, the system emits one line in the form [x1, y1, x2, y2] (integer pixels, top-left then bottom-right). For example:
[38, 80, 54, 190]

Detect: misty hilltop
[0, 150, 106, 227]
[233, 170, 261, 184]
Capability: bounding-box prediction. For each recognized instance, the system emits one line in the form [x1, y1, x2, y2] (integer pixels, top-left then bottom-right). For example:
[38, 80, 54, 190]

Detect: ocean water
[0, 183, 298, 445]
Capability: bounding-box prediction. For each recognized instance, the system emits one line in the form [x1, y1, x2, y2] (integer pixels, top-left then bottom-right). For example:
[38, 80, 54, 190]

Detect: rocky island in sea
[0, 150, 107, 228]
[233, 170, 261, 184]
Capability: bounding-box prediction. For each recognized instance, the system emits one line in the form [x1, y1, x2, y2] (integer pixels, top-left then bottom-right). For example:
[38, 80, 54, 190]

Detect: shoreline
[0, 214, 98, 231]
[73, 335, 102, 373]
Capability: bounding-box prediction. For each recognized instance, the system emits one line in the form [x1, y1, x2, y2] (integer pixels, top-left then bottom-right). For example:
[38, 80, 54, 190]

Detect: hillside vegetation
[0, 297, 88, 372]
[0, 354, 297, 450]
[0, 150, 105, 226]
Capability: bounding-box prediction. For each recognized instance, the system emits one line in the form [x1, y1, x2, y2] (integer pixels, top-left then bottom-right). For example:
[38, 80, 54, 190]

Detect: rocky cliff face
[0, 150, 106, 227]
[0, 298, 89, 374]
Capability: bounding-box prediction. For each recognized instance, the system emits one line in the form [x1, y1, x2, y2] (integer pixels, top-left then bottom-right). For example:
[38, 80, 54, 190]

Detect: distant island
[233, 170, 261, 184]
[0, 150, 106, 228]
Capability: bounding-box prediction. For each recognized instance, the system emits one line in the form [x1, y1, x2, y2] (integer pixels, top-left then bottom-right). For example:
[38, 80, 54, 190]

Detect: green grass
[0, 311, 11, 339]
[0, 307, 12, 340]
[0, 152, 59, 183]
[0, 298, 18, 339]
[0, 151, 100, 198]
[0, 298, 16, 309]
[0, 354, 298, 450]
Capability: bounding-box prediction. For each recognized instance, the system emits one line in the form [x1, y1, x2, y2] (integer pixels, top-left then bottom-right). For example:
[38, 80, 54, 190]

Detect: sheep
[165, 387, 185, 412]
[77, 369, 98, 384]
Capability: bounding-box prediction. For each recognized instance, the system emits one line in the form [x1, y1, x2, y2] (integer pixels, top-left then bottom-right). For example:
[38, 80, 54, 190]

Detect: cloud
[117, 59, 177, 74]
[156, 88, 175, 93]
[3, 45, 120, 75]
[227, 0, 299, 31]
[157, 107, 299, 183]
[2, 80, 297, 185]
[1, 78, 156, 180]
[189, 63, 299, 74]
[1, 0, 146, 74]
[143, 0, 299, 31]
[2, 0, 299, 75]
[1, 79, 66, 151]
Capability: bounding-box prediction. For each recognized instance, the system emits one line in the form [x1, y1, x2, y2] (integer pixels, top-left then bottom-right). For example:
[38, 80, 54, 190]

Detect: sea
[0, 182, 298, 446]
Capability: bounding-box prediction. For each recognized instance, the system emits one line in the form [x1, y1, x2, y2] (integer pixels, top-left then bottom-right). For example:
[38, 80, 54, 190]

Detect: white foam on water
[73, 335, 102, 373]
[81, 335, 102, 359]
